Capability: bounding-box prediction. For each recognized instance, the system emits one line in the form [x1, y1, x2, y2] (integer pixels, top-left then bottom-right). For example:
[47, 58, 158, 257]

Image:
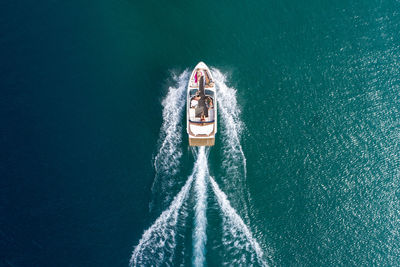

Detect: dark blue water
[2, 0, 400, 266]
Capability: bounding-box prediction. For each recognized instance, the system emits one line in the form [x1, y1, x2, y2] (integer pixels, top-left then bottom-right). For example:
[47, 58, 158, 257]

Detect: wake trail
[130, 174, 193, 266]
[130, 67, 270, 266]
[212, 68, 247, 176]
[210, 177, 269, 266]
[192, 147, 209, 267]
[131, 147, 209, 266]
[211, 68, 250, 218]
[151, 70, 189, 208]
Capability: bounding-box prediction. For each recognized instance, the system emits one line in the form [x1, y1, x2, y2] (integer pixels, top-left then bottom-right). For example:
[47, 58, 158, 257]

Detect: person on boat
[191, 95, 201, 108]
[194, 69, 204, 84]
[200, 114, 206, 122]
[206, 97, 213, 108]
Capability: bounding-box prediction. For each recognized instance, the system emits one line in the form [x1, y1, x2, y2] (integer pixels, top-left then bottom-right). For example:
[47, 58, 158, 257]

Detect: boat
[186, 62, 217, 146]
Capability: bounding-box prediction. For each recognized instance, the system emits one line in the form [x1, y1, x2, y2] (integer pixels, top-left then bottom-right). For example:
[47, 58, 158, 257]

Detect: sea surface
[1, 0, 400, 266]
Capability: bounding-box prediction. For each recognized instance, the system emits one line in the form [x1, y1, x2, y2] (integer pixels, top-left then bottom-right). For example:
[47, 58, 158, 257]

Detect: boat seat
[208, 109, 214, 121]
[189, 108, 196, 120]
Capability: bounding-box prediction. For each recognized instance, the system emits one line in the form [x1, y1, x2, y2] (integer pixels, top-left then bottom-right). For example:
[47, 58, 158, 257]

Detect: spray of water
[210, 177, 268, 266]
[212, 68, 251, 220]
[130, 68, 270, 267]
[130, 175, 193, 266]
[151, 70, 189, 207]
[131, 147, 212, 266]
[212, 68, 247, 176]
[192, 147, 209, 267]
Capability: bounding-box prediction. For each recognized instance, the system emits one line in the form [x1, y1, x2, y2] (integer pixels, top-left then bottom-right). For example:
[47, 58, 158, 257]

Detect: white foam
[131, 67, 270, 266]
[192, 147, 209, 267]
[210, 177, 269, 266]
[131, 147, 210, 266]
[211, 68, 250, 215]
[212, 68, 247, 176]
[130, 175, 193, 266]
[151, 70, 189, 205]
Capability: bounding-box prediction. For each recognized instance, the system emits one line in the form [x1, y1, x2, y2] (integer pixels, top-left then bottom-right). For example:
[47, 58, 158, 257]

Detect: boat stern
[189, 137, 215, 146]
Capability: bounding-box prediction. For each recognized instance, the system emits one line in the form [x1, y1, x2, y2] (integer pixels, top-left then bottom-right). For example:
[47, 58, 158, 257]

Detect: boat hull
[186, 62, 217, 147]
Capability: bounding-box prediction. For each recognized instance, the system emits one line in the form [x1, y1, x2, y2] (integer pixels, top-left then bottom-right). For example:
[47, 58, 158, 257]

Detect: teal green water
[2, 0, 400, 266]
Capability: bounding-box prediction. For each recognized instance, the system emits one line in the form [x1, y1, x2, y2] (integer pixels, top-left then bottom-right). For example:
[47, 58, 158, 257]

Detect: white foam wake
[151, 70, 189, 206]
[130, 67, 270, 266]
[131, 146, 211, 266]
[211, 68, 250, 216]
[212, 68, 246, 176]
[130, 175, 193, 266]
[210, 177, 268, 266]
[192, 147, 209, 267]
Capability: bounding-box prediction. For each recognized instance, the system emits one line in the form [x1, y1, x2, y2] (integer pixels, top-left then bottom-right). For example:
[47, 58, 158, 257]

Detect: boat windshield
[205, 90, 214, 97]
[190, 89, 198, 97]
[190, 89, 215, 97]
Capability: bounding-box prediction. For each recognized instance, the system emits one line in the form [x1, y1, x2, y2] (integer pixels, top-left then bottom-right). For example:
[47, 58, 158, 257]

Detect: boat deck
[189, 137, 215, 146]
[189, 68, 215, 88]
[187, 62, 216, 147]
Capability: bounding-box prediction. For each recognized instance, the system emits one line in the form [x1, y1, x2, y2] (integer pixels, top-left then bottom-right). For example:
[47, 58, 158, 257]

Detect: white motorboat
[186, 62, 217, 146]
